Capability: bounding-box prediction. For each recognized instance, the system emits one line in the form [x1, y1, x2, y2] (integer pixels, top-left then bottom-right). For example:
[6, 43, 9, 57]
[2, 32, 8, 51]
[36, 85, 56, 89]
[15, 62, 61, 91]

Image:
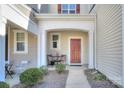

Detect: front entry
[70, 39, 81, 64]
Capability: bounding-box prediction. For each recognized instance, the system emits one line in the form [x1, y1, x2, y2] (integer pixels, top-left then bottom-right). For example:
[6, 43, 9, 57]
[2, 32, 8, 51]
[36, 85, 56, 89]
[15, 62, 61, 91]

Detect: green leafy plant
[39, 66, 48, 75]
[94, 73, 107, 80]
[0, 82, 9, 88]
[55, 63, 66, 74]
[20, 68, 43, 87]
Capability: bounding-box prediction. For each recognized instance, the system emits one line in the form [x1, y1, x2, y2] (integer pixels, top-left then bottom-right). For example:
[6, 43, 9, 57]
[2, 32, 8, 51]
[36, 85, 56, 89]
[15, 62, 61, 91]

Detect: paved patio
[6, 65, 91, 88]
[5, 74, 20, 87]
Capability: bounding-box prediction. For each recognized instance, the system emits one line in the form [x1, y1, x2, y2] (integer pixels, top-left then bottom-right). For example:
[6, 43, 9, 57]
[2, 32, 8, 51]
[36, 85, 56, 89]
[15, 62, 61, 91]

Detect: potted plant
[51, 61, 55, 65]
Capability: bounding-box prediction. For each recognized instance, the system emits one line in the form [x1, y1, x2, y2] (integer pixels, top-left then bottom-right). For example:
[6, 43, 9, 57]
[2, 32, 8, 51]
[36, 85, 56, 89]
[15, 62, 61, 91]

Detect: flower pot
[51, 61, 55, 65]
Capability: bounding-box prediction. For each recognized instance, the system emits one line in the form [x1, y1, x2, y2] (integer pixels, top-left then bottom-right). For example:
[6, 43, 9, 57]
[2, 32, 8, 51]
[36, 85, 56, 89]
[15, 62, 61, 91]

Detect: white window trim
[14, 30, 28, 54]
[61, 4, 77, 14]
[50, 33, 61, 50]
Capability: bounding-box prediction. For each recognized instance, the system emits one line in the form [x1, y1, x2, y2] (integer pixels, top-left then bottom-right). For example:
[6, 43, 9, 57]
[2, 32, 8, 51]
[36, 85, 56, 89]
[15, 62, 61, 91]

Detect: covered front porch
[3, 20, 38, 86]
[0, 5, 38, 82]
[36, 14, 95, 69]
[46, 29, 89, 66]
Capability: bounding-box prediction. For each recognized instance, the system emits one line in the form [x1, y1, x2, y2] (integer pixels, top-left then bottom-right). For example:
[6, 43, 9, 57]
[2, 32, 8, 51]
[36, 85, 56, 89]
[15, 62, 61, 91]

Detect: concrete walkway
[66, 66, 91, 88]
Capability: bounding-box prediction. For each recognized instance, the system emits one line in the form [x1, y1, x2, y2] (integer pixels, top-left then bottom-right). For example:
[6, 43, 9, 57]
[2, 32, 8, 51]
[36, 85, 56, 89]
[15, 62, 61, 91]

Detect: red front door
[70, 39, 81, 64]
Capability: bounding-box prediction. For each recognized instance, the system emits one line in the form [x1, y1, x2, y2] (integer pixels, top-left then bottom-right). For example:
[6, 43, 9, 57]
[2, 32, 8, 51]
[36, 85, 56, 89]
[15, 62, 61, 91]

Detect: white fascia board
[35, 14, 96, 21]
[1, 5, 38, 35]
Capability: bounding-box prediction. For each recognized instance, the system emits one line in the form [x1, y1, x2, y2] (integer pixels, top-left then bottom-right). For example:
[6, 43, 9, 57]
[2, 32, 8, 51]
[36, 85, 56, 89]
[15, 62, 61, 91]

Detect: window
[61, 4, 76, 14]
[51, 33, 60, 49]
[14, 31, 28, 53]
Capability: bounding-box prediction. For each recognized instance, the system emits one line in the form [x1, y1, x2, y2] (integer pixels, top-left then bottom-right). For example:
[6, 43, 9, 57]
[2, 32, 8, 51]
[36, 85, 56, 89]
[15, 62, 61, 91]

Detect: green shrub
[39, 66, 48, 75]
[20, 68, 43, 87]
[94, 73, 107, 80]
[55, 64, 66, 73]
[0, 82, 9, 88]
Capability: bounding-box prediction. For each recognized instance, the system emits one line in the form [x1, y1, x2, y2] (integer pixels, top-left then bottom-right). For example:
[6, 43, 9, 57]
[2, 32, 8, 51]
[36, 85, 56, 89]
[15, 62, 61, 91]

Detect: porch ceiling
[7, 20, 25, 30]
[7, 20, 37, 36]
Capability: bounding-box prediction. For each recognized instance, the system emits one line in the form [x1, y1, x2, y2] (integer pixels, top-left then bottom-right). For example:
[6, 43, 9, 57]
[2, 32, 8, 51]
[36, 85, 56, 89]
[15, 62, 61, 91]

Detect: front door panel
[70, 39, 81, 64]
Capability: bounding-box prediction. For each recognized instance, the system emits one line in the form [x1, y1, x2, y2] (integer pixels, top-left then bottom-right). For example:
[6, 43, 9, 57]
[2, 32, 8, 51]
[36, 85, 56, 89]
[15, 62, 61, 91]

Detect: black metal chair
[5, 63, 13, 78]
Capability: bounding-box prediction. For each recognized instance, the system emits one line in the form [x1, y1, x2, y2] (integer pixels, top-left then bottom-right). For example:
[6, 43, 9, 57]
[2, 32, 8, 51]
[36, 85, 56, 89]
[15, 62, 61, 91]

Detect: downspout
[94, 13, 97, 70]
[89, 4, 96, 14]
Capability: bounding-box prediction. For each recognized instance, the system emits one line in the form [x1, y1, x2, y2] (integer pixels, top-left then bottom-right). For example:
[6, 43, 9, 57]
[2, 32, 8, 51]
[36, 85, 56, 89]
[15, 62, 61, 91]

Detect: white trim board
[68, 37, 83, 65]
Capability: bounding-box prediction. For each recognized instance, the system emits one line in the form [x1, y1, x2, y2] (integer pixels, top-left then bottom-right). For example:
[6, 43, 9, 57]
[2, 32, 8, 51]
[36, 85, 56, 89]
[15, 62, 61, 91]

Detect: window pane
[62, 10, 68, 14]
[62, 4, 68, 9]
[17, 42, 25, 51]
[53, 35, 58, 40]
[69, 10, 76, 14]
[53, 42, 57, 48]
[70, 4, 76, 9]
[16, 33, 25, 41]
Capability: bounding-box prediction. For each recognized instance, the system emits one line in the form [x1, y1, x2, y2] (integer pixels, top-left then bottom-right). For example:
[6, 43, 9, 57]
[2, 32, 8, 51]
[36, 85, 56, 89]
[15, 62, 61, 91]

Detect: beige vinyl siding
[47, 31, 88, 65]
[9, 30, 38, 70]
[96, 4, 122, 86]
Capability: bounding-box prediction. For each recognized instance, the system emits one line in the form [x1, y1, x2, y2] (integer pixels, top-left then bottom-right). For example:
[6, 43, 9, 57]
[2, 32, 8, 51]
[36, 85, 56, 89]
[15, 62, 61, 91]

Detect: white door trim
[68, 37, 83, 65]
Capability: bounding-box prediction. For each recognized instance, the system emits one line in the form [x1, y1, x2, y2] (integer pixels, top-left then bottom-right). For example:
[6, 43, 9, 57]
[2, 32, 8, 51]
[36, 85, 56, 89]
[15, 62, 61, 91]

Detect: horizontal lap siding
[96, 5, 122, 85]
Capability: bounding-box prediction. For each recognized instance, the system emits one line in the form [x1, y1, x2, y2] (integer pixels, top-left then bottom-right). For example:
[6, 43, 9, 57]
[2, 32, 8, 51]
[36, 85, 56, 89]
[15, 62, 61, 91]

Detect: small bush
[94, 73, 107, 80]
[0, 82, 9, 88]
[55, 64, 66, 73]
[39, 66, 48, 75]
[20, 68, 43, 87]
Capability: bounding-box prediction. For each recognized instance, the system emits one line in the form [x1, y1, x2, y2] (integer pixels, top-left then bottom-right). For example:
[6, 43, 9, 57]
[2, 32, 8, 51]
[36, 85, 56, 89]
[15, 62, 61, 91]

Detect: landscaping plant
[20, 68, 43, 87]
[39, 66, 48, 75]
[0, 82, 9, 88]
[55, 63, 66, 73]
[94, 72, 107, 81]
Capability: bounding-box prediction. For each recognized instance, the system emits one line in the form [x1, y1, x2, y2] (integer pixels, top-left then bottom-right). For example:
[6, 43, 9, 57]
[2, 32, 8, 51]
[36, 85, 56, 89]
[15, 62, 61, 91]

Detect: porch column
[37, 33, 41, 67]
[88, 30, 94, 69]
[41, 30, 47, 66]
[0, 17, 7, 81]
[38, 30, 47, 67]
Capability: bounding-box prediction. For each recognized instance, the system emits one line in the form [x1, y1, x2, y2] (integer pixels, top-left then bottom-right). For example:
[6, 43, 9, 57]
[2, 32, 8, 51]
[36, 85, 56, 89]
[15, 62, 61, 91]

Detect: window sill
[14, 51, 28, 54]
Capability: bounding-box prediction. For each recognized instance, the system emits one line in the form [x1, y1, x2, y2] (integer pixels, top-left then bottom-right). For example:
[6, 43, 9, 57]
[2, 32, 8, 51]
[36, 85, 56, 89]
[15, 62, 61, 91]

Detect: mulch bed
[84, 69, 119, 88]
[13, 70, 68, 88]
